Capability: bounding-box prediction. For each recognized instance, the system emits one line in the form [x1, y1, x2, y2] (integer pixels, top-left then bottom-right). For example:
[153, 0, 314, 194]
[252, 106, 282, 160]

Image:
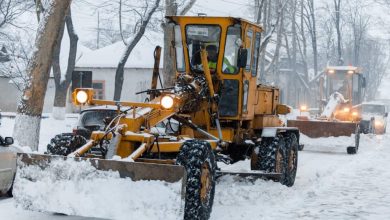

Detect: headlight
[76, 90, 88, 104]
[161, 95, 174, 109]
[375, 120, 383, 127]
[352, 111, 358, 116]
[327, 69, 335, 74]
[343, 107, 350, 113]
[72, 88, 94, 105]
[300, 105, 307, 112]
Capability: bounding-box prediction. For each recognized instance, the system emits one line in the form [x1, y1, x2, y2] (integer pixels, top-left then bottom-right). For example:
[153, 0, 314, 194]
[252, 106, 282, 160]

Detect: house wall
[0, 77, 56, 113]
[0, 67, 164, 113]
[72, 67, 163, 112]
[74, 67, 158, 101]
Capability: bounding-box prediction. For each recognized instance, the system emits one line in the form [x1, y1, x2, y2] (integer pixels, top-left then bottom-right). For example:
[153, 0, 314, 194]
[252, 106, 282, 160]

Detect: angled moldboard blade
[16, 153, 186, 183]
[287, 119, 357, 138]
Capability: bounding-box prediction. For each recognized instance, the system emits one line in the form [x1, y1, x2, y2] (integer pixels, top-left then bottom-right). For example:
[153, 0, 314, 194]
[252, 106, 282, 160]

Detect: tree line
[0, 0, 389, 149]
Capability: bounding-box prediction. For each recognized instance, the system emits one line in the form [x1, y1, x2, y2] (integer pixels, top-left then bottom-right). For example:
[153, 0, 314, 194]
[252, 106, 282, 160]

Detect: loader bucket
[13, 153, 186, 219]
[287, 119, 357, 138]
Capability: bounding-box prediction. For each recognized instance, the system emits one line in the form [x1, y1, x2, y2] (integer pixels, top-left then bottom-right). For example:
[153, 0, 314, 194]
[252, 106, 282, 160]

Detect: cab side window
[223, 26, 241, 74]
[252, 32, 261, 76]
[245, 29, 253, 72]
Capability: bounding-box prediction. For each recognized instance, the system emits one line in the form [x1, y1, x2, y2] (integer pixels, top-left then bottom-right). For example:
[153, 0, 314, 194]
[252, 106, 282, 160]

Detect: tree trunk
[305, 0, 318, 76]
[13, 0, 72, 151]
[334, 0, 343, 65]
[162, 0, 196, 88]
[291, 0, 297, 75]
[162, 0, 177, 88]
[258, 0, 268, 82]
[52, 10, 78, 120]
[113, 0, 161, 101]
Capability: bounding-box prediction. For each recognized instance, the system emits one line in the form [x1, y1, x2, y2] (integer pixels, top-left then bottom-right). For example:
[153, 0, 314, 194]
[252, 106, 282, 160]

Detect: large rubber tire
[251, 138, 273, 172]
[176, 140, 216, 220]
[355, 125, 360, 150]
[251, 134, 297, 187]
[250, 135, 284, 173]
[347, 125, 360, 155]
[7, 184, 13, 197]
[283, 133, 298, 187]
[47, 133, 87, 156]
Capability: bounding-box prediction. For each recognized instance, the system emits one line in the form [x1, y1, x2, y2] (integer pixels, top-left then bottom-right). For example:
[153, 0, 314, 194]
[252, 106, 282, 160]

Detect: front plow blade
[287, 119, 357, 138]
[16, 153, 186, 183]
[14, 153, 186, 219]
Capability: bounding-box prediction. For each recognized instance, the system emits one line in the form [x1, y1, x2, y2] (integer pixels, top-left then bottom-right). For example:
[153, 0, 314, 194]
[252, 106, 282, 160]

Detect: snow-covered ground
[1, 115, 390, 219]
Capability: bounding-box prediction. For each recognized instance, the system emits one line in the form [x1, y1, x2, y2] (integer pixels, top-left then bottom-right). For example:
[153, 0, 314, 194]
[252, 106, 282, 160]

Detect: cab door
[242, 27, 261, 120]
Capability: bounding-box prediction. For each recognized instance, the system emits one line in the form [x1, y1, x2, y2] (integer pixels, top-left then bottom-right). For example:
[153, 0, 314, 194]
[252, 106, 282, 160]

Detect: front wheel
[176, 140, 216, 220]
[47, 133, 87, 156]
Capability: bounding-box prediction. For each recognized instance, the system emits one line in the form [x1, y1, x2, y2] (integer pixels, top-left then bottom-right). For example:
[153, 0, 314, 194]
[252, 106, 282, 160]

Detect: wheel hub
[275, 150, 283, 173]
[200, 162, 211, 204]
[288, 148, 297, 172]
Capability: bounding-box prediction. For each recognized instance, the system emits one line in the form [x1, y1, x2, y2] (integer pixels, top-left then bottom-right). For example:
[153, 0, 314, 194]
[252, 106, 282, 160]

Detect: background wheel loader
[288, 66, 366, 154]
[15, 16, 300, 219]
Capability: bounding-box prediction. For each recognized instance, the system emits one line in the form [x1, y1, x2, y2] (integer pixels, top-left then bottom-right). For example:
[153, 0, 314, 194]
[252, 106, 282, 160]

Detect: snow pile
[13, 158, 183, 220]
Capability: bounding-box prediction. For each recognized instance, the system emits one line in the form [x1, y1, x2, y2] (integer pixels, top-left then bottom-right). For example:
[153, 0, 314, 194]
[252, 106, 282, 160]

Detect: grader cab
[16, 16, 299, 219]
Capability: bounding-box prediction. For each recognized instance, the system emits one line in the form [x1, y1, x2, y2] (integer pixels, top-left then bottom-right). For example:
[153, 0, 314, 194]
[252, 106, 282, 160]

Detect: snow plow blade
[287, 120, 357, 138]
[16, 153, 186, 183]
[14, 153, 186, 218]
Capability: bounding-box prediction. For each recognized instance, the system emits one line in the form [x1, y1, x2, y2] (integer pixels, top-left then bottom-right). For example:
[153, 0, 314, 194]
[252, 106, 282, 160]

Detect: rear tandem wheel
[347, 125, 360, 154]
[250, 133, 298, 187]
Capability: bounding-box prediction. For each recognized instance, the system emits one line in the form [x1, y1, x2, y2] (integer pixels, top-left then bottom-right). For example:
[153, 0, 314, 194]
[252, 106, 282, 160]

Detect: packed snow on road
[1, 116, 390, 219]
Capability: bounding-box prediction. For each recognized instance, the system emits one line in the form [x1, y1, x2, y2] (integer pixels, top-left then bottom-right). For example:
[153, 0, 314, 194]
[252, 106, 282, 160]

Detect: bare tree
[333, 0, 343, 64]
[162, 0, 197, 88]
[0, 35, 35, 91]
[360, 39, 389, 100]
[0, 0, 34, 38]
[345, 0, 370, 66]
[264, 0, 285, 78]
[51, 9, 78, 120]
[257, 0, 287, 82]
[303, 0, 318, 75]
[13, 0, 72, 150]
[113, 0, 161, 101]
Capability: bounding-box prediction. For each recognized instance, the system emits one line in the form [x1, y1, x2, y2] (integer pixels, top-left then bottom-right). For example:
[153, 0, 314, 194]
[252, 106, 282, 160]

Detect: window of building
[92, 80, 105, 100]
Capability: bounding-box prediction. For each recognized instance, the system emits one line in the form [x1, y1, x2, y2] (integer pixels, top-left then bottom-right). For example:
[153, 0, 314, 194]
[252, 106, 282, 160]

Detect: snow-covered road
[212, 133, 390, 219]
[1, 116, 390, 219]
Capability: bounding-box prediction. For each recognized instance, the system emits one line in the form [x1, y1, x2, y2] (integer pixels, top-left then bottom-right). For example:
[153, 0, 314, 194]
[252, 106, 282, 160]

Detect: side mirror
[237, 48, 248, 68]
[385, 112, 388, 117]
[4, 137, 14, 145]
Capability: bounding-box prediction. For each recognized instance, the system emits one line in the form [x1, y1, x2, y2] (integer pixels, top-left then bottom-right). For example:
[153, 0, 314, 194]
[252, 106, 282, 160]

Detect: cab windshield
[362, 105, 386, 115]
[327, 73, 352, 99]
[185, 25, 221, 72]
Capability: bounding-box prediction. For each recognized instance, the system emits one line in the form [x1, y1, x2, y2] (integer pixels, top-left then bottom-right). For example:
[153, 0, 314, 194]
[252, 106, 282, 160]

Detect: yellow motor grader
[17, 16, 300, 219]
